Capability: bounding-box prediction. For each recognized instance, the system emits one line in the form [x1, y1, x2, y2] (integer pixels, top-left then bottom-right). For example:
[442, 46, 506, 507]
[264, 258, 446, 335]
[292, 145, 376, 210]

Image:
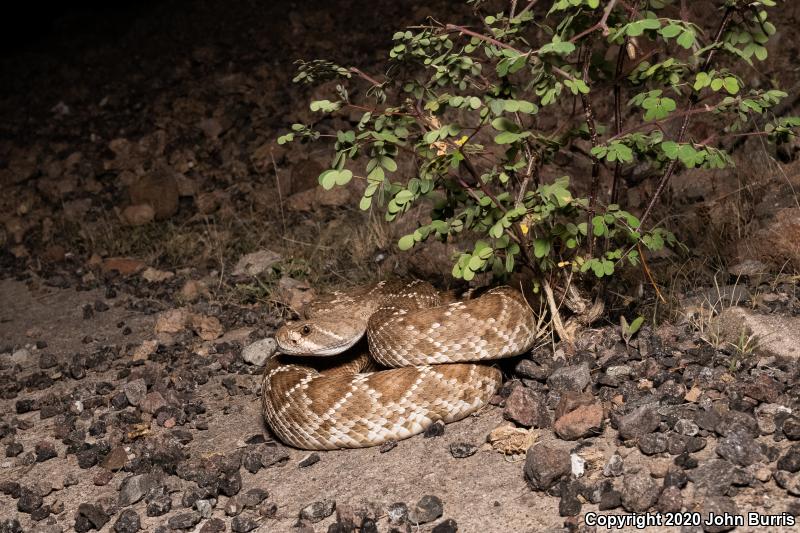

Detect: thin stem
[610, 36, 628, 206]
[579, 45, 602, 258]
[348, 67, 382, 87]
[569, 0, 619, 43]
[639, 6, 735, 228]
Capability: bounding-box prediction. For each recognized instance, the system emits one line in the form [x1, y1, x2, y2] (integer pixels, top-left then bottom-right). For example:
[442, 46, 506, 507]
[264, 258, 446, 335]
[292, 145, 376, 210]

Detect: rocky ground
[2, 1, 800, 532]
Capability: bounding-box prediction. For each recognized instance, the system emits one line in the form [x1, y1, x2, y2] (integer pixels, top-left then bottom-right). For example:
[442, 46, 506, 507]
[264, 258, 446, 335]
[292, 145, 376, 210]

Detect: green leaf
[319, 170, 338, 190]
[398, 235, 415, 251]
[335, 169, 353, 186]
[533, 238, 551, 258]
[723, 77, 740, 95]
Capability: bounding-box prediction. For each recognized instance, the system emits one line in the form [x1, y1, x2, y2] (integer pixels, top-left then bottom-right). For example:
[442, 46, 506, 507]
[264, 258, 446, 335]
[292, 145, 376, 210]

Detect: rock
[715, 431, 763, 466]
[755, 403, 792, 434]
[638, 433, 668, 455]
[502, 386, 549, 428]
[784, 416, 800, 440]
[141, 267, 174, 283]
[387, 502, 408, 525]
[727, 259, 769, 277]
[180, 280, 208, 302]
[613, 405, 660, 440]
[524, 442, 571, 490]
[603, 454, 624, 477]
[101, 446, 128, 471]
[408, 495, 443, 524]
[190, 314, 224, 341]
[155, 308, 190, 335]
[119, 474, 160, 506]
[140, 391, 167, 414]
[379, 440, 397, 453]
[121, 204, 156, 226]
[620, 472, 661, 512]
[231, 515, 259, 532]
[114, 509, 141, 532]
[742, 207, 800, 271]
[712, 306, 800, 360]
[773, 470, 800, 495]
[299, 500, 336, 523]
[77, 502, 110, 529]
[657, 485, 682, 513]
[241, 338, 277, 366]
[598, 488, 621, 511]
[701, 495, 739, 532]
[146, 493, 172, 516]
[199, 518, 226, 533]
[687, 459, 739, 495]
[34, 441, 57, 462]
[449, 442, 477, 458]
[553, 397, 603, 440]
[167, 512, 201, 529]
[546, 363, 591, 392]
[101, 257, 146, 276]
[232, 250, 282, 277]
[558, 479, 581, 516]
[275, 277, 315, 312]
[240, 488, 268, 509]
[778, 444, 800, 472]
[423, 420, 445, 438]
[196, 500, 214, 518]
[431, 519, 458, 533]
[129, 168, 179, 220]
[124, 379, 147, 406]
[17, 487, 43, 513]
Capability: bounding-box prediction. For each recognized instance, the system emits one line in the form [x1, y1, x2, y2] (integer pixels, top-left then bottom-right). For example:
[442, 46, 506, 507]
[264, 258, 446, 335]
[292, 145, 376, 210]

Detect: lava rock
[387, 502, 408, 525]
[231, 515, 259, 532]
[77, 502, 110, 529]
[119, 474, 161, 506]
[34, 441, 57, 462]
[603, 454, 624, 477]
[547, 363, 591, 392]
[598, 488, 621, 511]
[449, 442, 478, 458]
[113, 509, 141, 533]
[657, 486, 682, 514]
[613, 405, 660, 440]
[620, 472, 661, 512]
[783, 416, 800, 440]
[701, 495, 739, 533]
[638, 433, 668, 455]
[17, 487, 43, 513]
[558, 479, 581, 516]
[240, 488, 269, 509]
[777, 444, 800, 473]
[298, 453, 320, 468]
[503, 385, 550, 428]
[715, 431, 763, 466]
[379, 440, 397, 453]
[408, 495, 443, 524]
[123, 379, 147, 406]
[146, 494, 172, 516]
[167, 512, 201, 530]
[424, 420, 445, 438]
[241, 338, 277, 366]
[524, 442, 571, 490]
[299, 500, 336, 523]
[431, 518, 458, 533]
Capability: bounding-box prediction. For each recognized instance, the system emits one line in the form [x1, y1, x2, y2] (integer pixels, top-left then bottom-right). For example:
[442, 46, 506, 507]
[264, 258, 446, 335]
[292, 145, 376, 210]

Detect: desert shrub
[279, 0, 797, 289]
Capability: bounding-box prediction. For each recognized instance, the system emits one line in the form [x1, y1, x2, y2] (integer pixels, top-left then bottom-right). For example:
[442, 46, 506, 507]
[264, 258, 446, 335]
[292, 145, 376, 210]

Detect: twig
[569, 0, 619, 42]
[610, 36, 628, 206]
[638, 242, 666, 304]
[579, 45, 602, 258]
[348, 67, 382, 87]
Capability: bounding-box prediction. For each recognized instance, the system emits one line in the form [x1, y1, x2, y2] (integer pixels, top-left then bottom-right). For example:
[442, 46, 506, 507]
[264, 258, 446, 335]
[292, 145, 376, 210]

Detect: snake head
[274, 316, 366, 356]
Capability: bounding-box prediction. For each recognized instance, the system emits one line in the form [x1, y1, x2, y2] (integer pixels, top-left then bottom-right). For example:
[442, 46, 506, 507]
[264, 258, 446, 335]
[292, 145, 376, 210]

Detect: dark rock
[77, 502, 110, 529]
[167, 512, 201, 530]
[431, 518, 458, 533]
[778, 444, 800, 472]
[17, 487, 43, 513]
[231, 515, 259, 532]
[298, 453, 320, 468]
[146, 494, 172, 516]
[701, 496, 739, 532]
[0, 481, 21, 498]
[598, 488, 621, 511]
[76, 447, 100, 469]
[387, 502, 408, 525]
[379, 440, 397, 453]
[34, 441, 57, 462]
[0, 520, 21, 533]
[620, 472, 661, 512]
[674, 452, 698, 469]
[547, 363, 591, 392]
[715, 411, 759, 438]
[199, 518, 226, 533]
[123, 379, 147, 407]
[5, 442, 22, 457]
[360, 518, 380, 533]
[664, 468, 689, 489]
[657, 486, 682, 514]
[94, 469, 114, 486]
[15, 398, 36, 414]
[558, 479, 581, 516]
[688, 459, 742, 495]
[258, 501, 278, 518]
[515, 359, 548, 380]
[603, 454, 623, 477]
[449, 442, 477, 458]
[666, 433, 687, 455]
[408, 495, 443, 524]
[716, 431, 763, 466]
[242, 448, 262, 474]
[638, 433, 668, 455]
[423, 420, 445, 438]
[240, 488, 269, 509]
[784, 416, 800, 440]
[259, 444, 289, 467]
[101, 446, 128, 471]
[524, 442, 571, 490]
[114, 509, 141, 532]
[686, 436, 707, 453]
[300, 500, 336, 523]
[119, 474, 160, 506]
[613, 405, 660, 440]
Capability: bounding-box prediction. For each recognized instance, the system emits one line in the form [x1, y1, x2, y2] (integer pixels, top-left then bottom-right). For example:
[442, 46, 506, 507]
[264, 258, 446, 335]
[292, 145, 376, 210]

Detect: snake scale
[261, 280, 539, 450]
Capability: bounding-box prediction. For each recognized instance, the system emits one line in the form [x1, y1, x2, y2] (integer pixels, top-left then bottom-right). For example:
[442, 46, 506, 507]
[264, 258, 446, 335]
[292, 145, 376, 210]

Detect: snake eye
[301, 325, 311, 335]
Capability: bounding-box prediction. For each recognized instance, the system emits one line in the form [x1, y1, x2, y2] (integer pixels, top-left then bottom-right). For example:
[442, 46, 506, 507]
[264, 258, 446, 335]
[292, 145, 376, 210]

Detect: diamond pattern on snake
[261, 280, 539, 450]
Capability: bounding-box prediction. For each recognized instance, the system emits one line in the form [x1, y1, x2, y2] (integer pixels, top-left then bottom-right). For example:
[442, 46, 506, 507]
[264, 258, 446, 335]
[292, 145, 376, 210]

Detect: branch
[569, 0, 619, 43]
[639, 6, 735, 228]
[579, 45, 602, 258]
[348, 67, 382, 87]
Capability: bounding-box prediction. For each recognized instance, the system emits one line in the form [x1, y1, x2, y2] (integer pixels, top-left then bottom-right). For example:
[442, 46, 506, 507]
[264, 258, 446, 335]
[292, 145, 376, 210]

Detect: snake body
[261, 280, 539, 450]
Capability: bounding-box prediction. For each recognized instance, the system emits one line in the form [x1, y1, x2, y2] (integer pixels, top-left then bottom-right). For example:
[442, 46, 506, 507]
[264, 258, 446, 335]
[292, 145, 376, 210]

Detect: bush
[279, 0, 797, 289]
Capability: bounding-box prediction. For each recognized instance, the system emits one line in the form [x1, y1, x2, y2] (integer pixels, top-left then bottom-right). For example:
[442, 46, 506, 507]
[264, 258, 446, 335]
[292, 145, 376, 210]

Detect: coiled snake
[261, 280, 539, 450]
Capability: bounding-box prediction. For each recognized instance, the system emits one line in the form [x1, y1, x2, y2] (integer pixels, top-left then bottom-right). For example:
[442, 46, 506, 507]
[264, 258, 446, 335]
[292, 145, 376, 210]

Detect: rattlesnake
[261, 280, 540, 450]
